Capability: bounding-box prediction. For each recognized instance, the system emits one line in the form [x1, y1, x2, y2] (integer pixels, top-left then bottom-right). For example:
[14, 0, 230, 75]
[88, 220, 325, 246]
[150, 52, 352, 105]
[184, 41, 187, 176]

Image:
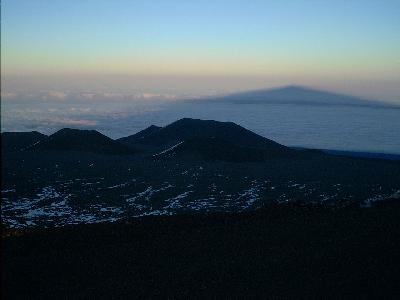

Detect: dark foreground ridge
[31, 128, 136, 154]
[2, 118, 400, 228]
[3, 201, 400, 299]
[2, 128, 136, 154]
[2, 118, 298, 159]
[119, 118, 284, 148]
[1, 131, 47, 152]
[2, 118, 400, 298]
[118, 117, 292, 157]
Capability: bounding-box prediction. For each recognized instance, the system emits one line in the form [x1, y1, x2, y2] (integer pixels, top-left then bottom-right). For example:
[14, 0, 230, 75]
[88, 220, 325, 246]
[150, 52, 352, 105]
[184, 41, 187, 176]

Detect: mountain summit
[119, 118, 285, 148]
[118, 118, 293, 160]
[31, 128, 134, 154]
[1, 131, 47, 152]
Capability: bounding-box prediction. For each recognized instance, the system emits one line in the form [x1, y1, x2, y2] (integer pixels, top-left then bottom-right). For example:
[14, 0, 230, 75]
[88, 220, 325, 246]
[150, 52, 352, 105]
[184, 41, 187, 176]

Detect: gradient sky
[2, 0, 400, 101]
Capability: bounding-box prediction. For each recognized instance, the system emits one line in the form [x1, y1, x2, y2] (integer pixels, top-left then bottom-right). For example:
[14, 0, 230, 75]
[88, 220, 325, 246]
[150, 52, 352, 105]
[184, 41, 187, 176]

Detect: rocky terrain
[2, 118, 399, 228]
[3, 201, 400, 299]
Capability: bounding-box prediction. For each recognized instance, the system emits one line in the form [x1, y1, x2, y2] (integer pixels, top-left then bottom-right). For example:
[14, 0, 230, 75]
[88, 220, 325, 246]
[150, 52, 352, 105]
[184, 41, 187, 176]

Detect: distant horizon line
[2, 73, 399, 103]
[2, 83, 400, 104]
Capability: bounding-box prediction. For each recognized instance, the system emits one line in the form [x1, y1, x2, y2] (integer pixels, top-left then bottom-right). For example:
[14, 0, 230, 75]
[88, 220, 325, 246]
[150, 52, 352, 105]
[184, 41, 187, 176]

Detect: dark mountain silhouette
[1, 131, 47, 152]
[119, 118, 290, 156]
[152, 137, 294, 161]
[31, 128, 135, 154]
[207, 85, 398, 108]
[119, 125, 161, 144]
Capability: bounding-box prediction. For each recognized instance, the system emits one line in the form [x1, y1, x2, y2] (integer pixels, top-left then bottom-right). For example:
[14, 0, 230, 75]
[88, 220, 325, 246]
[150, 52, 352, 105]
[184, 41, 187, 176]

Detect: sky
[1, 0, 400, 102]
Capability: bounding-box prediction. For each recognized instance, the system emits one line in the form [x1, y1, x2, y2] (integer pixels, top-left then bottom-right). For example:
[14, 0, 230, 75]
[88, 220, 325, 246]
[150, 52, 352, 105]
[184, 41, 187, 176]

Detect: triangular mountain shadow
[205, 85, 398, 108]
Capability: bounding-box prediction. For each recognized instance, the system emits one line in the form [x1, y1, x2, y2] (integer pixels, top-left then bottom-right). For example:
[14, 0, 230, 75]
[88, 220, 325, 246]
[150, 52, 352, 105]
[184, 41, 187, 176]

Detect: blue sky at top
[1, 0, 399, 100]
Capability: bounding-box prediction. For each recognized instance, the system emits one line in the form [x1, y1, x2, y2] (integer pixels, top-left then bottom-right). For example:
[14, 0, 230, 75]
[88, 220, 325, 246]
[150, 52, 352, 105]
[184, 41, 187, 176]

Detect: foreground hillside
[2, 118, 400, 298]
[2, 118, 400, 228]
[3, 202, 400, 299]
